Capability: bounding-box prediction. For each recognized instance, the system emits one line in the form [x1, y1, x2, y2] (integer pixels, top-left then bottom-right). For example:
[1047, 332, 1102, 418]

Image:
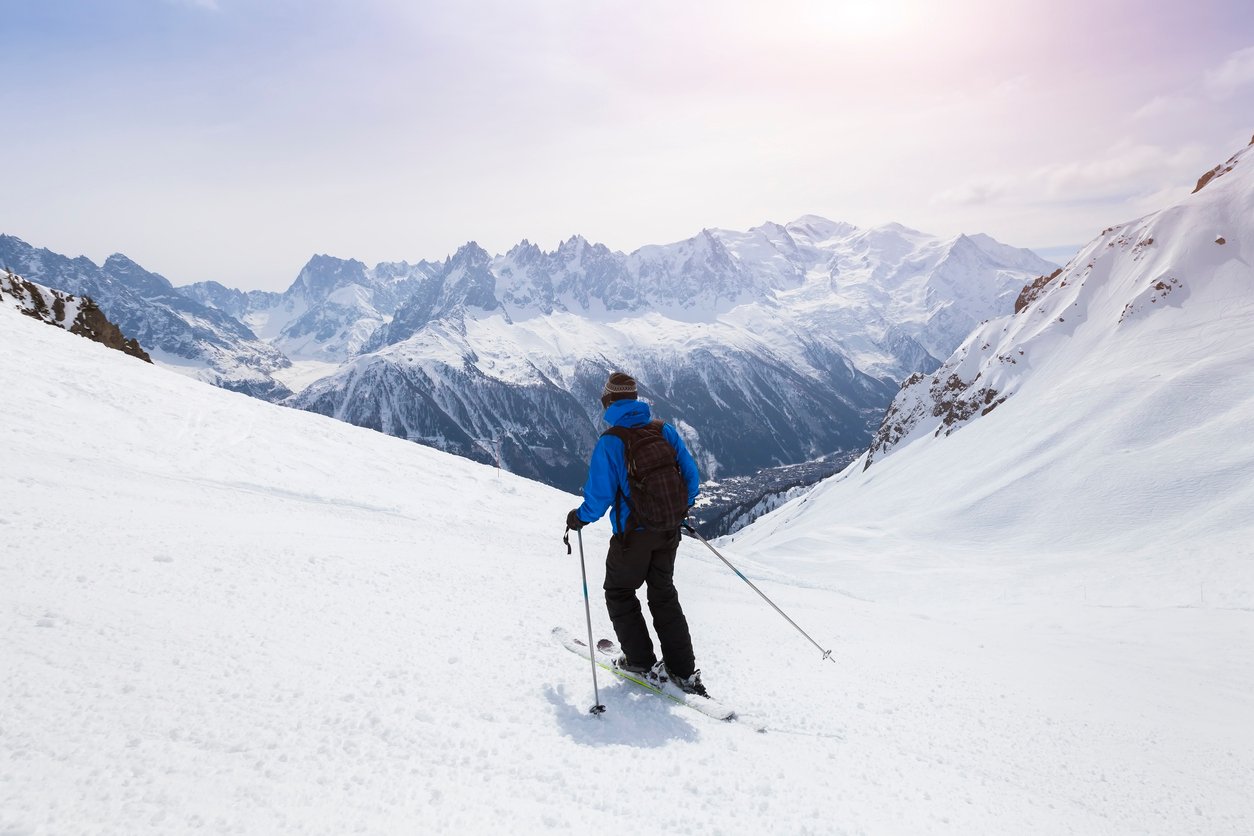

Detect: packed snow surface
[2, 301, 1252, 834]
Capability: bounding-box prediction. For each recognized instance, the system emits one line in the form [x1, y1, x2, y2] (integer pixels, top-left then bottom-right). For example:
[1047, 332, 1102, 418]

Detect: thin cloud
[1037, 144, 1201, 198]
[933, 143, 1205, 208]
[932, 180, 1010, 207]
[1205, 45, 1254, 98]
[1131, 95, 1198, 121]
[166, 0, 221, 10]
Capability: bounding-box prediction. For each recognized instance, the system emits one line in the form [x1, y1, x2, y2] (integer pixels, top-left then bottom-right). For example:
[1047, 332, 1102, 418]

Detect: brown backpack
[602, 420, 690, 531]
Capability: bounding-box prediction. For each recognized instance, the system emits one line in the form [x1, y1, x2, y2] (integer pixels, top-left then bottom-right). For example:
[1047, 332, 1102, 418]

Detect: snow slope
[718, 143, 1254, 828]
[4, 275, 1251, 833]
[734, 137, 1254, 572]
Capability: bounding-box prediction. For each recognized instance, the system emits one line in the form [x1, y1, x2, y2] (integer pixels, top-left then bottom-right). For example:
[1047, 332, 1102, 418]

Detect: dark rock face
[1192, 141, 1250, 194]
[69, 297, 153, 362]
[929, 373, 1005, 429]
[862, 369, 1004, 470]
[1015, 268, 1063, 314]
[2, 270, 151, 362]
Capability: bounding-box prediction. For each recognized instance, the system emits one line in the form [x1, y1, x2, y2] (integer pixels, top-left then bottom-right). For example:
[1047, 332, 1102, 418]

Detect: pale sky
[3, 0, 1253, 291]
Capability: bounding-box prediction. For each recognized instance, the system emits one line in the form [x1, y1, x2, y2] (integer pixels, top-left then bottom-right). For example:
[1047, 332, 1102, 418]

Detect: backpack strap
[601, 425, 632, 531]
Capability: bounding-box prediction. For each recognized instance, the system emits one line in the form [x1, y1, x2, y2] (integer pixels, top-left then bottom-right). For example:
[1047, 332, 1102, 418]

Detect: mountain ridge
[2, 215, 1056, 496]
[283, 216, 1055, 489]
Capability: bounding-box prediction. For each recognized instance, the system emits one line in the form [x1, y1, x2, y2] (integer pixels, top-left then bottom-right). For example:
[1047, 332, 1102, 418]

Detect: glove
[566, 508, 586, 531]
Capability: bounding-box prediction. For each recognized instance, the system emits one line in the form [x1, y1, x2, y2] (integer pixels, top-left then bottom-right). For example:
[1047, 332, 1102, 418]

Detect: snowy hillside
[732, 138, 1254, 585]
[4, 265, 1252, 834]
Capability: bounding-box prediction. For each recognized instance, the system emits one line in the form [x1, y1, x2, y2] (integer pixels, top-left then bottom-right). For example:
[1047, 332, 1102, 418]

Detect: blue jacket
[576, 399, 700, 534]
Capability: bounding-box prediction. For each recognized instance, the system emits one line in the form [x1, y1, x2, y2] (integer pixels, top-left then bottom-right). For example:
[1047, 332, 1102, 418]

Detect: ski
[553, 626, 737, 721]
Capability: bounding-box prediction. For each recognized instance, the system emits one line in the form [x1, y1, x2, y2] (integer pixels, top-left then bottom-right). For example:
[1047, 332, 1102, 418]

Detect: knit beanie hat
[600, 371, 638, 408]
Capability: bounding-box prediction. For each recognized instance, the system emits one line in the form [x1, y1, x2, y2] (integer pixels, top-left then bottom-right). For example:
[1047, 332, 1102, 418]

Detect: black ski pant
[603, 528, 696, 679]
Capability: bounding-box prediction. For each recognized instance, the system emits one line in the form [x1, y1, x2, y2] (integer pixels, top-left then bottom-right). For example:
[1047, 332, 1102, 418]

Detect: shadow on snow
[543, 684, 699, 747]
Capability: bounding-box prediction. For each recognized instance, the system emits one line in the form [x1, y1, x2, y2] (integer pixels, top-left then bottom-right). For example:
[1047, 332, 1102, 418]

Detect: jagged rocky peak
[102, 252, 166, 281]
[289, 254, 370, 299]
[495, 240, 555, 313]
[448, 240, 492, 267]
[364, 241, 502, 350]
[1, 270, 151, 362]
[373, 259, 437, 283]
[694, 228, 741, 266]
[504, 238, 543, 264]
[442, 242, 498, 310]
[101, 253, 178, 296]
[555, 233, 588, 255]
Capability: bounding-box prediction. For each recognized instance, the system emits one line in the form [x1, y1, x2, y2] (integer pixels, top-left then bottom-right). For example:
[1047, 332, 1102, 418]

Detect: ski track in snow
[2, 307, 1252, 835]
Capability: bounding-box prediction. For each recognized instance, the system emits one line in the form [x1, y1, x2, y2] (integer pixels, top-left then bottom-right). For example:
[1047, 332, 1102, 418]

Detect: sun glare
[803, 0, 910, 39]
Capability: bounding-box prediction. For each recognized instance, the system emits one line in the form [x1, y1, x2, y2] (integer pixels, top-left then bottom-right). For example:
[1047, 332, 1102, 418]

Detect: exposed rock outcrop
[862, 136, 1254, 473]
[1014, 268, 1063, 314]
[1191, 135, 1252, 194]
[1, 270, 151, 362]
[863, 369, 1004, 469]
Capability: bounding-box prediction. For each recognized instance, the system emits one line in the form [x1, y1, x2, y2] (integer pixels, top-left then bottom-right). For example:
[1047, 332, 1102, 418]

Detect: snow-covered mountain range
[1, 218, 1055, 492]
[284, 219, 1056, 489]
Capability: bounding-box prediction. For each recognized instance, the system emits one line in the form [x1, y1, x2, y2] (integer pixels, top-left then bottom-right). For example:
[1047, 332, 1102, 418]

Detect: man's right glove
[565, 508, 586, 531]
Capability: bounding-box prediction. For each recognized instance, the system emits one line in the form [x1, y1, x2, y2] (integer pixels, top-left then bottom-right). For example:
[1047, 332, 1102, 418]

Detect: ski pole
[681, 522, 835, 664]
[565, 526, 607, 715]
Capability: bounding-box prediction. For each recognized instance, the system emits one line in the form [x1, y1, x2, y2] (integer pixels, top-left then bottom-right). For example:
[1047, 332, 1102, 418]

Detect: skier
[564, 372, 707, 696]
